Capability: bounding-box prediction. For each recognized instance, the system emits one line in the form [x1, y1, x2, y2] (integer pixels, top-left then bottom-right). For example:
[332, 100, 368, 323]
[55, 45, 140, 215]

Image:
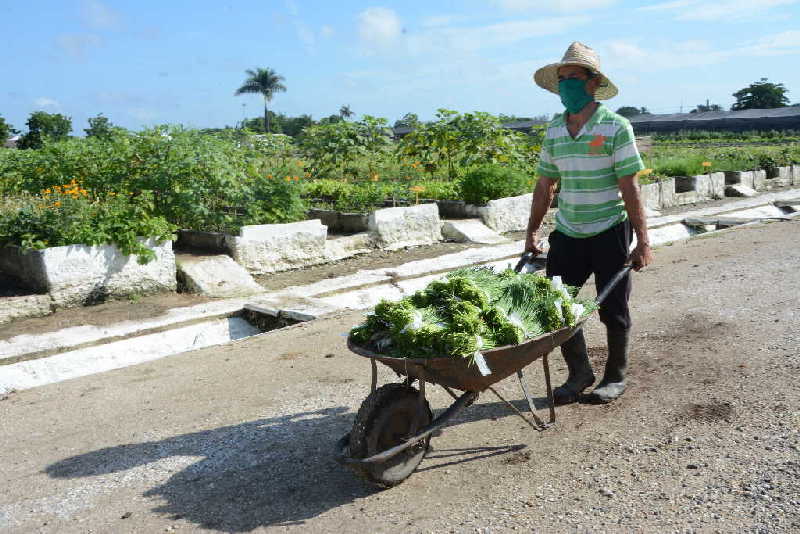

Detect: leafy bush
[398, 109, 540, 181]
[0, 127, 307, 233]
[459, 165, 531, 206]
[0, 187, 176, 264]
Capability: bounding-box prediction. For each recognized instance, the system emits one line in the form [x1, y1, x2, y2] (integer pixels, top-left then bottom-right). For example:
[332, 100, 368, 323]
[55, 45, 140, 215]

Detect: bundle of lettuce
[349, 266, 598, 363]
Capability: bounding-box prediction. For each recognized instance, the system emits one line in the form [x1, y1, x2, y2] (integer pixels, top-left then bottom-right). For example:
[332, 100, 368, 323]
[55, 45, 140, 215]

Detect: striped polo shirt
[536, 104, 644, 238]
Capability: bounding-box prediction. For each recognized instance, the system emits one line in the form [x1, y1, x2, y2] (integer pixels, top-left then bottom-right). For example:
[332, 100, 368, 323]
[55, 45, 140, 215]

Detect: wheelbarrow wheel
[348, 383, 432, 487]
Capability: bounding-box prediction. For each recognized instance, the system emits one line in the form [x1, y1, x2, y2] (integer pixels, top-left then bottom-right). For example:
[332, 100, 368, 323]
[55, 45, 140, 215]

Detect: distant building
[628, 107, 800, 134]
[3, 135, 20, 149]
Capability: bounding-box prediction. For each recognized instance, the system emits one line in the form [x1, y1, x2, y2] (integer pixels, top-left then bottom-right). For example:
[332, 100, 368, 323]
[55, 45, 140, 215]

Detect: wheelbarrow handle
[514, 252, 547, 273]
[595, 265, 633, 306]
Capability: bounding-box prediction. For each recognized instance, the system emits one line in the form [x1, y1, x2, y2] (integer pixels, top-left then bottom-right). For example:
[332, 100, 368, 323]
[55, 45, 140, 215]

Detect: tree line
[2, 73, 797, 145]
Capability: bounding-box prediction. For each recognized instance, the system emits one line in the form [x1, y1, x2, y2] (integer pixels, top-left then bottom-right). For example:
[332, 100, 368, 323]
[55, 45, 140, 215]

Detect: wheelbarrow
[335, 254, 632, 487]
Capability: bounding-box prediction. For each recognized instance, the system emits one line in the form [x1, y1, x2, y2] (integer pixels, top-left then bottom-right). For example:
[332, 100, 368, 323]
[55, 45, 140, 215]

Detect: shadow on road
[44, 392, 544, 531]
[45, 407, 379, 530]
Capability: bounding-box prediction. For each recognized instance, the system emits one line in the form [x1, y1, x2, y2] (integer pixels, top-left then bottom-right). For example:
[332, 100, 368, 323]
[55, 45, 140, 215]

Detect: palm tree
[339, 104, 354, 120]
[235, 68, 287, 133]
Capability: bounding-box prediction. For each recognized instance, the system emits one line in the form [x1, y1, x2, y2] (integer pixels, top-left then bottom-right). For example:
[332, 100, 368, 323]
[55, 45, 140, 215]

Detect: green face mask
[559, 78, 593, 114]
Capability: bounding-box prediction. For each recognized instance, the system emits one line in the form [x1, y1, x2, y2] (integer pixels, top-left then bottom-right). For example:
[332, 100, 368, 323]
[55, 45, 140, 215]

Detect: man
[525, 42, 653, 404]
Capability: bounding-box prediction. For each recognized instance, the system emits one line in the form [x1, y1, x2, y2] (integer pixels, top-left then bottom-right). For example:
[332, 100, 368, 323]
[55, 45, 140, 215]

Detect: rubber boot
[553, 329, 595, 405]
[587, 328, 629, 403]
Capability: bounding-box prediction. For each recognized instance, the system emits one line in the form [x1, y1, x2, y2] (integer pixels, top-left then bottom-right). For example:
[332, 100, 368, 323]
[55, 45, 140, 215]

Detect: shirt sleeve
[535, 141, 560, 180]
[612, 122, 645, 179]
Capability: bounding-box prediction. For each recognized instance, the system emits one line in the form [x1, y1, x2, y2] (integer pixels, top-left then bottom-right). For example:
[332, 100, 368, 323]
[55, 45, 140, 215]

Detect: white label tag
[473, 352, 491, 376]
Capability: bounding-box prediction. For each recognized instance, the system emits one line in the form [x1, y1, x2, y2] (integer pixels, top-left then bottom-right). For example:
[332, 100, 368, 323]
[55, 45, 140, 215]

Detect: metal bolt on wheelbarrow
[335, 253, 632, 487]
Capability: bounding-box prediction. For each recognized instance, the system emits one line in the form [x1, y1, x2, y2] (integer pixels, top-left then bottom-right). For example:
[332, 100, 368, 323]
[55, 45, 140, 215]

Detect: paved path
[2, 219, 799, 533]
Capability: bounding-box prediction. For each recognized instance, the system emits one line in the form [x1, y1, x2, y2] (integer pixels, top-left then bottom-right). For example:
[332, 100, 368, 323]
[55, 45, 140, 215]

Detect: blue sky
[2, 0, 800, 134]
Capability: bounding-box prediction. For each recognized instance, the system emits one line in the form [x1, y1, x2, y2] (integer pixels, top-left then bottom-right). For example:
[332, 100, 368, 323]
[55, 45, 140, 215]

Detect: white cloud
[81, 0, 121, 30]
[602, 32, 800, 72]
[638, 0, 798, 21]
[495, 0, 617, 11]
[34, 97, 60, 109]
[408, 16, 590, 54]
[56, 33, 102, 59]
[358, 7, 402, 49]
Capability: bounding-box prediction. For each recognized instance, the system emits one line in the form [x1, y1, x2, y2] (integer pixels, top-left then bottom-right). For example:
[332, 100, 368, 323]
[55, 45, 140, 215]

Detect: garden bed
[0, 238, 176, 308]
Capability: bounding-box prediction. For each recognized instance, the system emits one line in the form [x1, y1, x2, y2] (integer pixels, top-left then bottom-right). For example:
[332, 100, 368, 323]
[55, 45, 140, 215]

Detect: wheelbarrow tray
[347, 316, 588, 392]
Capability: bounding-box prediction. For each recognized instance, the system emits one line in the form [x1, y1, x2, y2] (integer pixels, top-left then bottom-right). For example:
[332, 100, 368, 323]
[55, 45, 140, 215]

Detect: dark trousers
[546, 221, 632, 331]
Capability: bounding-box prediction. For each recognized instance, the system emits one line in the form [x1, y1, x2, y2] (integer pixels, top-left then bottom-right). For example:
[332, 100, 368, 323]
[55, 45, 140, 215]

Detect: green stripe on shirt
[537, 104, 644, 238]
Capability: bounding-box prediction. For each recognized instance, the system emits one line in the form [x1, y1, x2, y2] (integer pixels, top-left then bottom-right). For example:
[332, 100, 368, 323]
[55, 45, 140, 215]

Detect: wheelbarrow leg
[542, 354, 556, 425]
[516, 370, 537, 419]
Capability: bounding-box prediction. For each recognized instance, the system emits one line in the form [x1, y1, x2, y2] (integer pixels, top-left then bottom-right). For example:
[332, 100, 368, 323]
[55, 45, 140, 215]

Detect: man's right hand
[524, 231, 545, 255]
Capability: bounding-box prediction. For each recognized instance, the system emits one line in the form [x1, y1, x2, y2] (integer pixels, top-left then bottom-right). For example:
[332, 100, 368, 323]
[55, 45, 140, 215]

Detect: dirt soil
[1, 220, 799, 533]
[252, 241, 497, 291]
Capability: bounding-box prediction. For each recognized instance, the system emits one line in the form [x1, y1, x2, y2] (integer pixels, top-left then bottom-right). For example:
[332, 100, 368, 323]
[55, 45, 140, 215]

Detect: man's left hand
[629, 242, 653, 271]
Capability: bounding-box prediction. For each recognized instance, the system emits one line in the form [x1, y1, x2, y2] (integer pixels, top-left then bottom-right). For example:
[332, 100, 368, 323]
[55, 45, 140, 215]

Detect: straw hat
[533, 42, 618, 100]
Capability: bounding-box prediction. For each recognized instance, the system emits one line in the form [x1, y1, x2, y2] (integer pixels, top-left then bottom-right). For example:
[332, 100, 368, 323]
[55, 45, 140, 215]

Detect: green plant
[0, 190, 176, 264]
[17, 111, 72, 150]
[460, 164, 531, 205]
[300, 117, 393, 180]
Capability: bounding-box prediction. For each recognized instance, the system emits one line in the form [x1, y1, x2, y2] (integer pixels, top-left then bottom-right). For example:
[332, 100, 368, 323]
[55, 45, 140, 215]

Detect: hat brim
[533, 62, 618, 100]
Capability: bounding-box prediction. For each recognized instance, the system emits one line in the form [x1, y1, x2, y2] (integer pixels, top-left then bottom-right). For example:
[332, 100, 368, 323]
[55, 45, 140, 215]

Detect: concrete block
[176, 254, 264, 298]
[753, 170, 767, 191]
[725, 171, 755, 188]
[476, 193, 533, 233]
[324, 233, 375, 262]
[648, 223, 694, 247]
[0, 239, 176, 308]
[368, 203, 442, 250]
[766, 166, 793, 187]
[441, 220, 508, 244]
[0, 295, 52, 324]
[674, 191, 702, 206]
[725, 184, 757, 198]
[228, 220, 328, 274]
[639, 182, 661, 210]
[676, 175, 722, 199]
[709, 172, 726, 199]
[658, 178, 677, 208]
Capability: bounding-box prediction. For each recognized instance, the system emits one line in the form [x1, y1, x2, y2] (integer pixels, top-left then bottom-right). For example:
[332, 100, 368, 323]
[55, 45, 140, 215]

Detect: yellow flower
[370, 173, 379, 182]
[285, 176, 291, 182]
[702, 161, 712, 167]
[638, 168, 654, 177]
[43, 188, 51, 195]
[409, 185, 425, 193]
[53, 201, 61, 207]
[267, 174, 273, 179]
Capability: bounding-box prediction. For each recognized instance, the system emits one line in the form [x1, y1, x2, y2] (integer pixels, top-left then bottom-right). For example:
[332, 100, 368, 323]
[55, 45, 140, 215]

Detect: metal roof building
[629, 107, 800, 134]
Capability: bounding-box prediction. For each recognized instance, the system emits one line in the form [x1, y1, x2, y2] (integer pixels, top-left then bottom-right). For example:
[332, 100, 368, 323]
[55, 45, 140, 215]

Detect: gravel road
[1, 220, 799, 533]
